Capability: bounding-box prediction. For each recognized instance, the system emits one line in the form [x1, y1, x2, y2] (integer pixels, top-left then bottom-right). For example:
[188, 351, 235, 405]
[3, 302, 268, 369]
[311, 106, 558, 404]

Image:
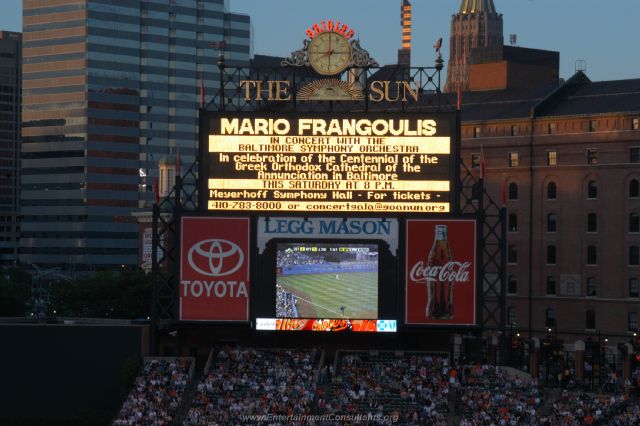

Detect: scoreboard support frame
[150, 63, 507, 363]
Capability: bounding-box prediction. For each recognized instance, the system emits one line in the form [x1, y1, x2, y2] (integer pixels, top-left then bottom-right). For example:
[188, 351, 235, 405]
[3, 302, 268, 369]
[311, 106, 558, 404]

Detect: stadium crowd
[540, 390, 640, 425]
[114, 358, 191, 426]
[183, 347, 319, 426]
[277, 249, 325, 269]
[275, 283, 299, 317]
[113, 351, 640, 425]
[323, 351, 450, 425]
[457, 364, 542, 425]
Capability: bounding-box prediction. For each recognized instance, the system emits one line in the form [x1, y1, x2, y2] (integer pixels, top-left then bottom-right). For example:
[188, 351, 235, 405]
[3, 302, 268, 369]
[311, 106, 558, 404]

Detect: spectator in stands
[114, 358, 191, 426]
[323, 351, 450, 425]
[184, 347, 319, 426]
[457, 364, 541, 425]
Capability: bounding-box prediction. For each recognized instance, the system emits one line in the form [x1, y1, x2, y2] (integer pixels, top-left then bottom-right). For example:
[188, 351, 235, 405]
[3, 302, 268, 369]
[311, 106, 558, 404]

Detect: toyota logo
[187, 239, 244, 277]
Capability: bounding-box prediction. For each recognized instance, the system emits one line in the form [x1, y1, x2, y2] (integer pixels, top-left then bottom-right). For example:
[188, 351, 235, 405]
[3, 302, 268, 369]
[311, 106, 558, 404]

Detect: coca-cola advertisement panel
[406, 219, 476, 325]
[180, 217, 250, 321]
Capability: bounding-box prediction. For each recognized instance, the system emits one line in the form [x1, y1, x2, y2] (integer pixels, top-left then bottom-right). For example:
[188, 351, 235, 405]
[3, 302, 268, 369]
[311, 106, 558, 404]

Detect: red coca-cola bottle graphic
[426, 224, 454, 320]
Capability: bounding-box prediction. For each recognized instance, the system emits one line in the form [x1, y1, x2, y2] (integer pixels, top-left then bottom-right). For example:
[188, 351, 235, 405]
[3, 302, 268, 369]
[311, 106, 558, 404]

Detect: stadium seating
[542, 390, 640, 425]
[112, 350, 640, 425]
[114, 357, 193, 426]
[456, 364, 542, 425]
[324, 351, 451, 425]
[183, 347, 320, 426]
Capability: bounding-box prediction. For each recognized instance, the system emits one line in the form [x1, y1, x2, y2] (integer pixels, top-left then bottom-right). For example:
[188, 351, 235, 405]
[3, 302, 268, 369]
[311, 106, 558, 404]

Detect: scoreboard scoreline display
[200, 113, 457, 214]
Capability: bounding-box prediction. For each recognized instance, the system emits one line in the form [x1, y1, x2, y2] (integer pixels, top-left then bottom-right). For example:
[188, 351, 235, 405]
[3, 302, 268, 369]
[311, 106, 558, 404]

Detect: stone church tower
[444, 0, 503, 93]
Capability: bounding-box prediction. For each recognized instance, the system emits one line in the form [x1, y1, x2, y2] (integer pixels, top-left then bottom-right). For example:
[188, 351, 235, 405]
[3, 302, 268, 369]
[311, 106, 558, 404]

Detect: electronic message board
[199, 112, 457, 214]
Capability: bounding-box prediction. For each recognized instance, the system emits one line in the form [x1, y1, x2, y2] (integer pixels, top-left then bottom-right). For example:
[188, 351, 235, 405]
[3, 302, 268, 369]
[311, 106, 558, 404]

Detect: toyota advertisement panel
[180, 217, 250, 321]
[405, 219, 477, 326]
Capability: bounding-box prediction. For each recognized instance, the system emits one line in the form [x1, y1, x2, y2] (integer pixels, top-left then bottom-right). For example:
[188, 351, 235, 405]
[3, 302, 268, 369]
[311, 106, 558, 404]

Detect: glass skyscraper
[21, 0, 252, 268]
[0, 31, 21, 264]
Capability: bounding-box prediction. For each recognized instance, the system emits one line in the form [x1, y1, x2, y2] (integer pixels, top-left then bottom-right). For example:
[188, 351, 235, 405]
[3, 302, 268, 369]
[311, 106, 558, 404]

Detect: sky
[2, 0, 639, 82]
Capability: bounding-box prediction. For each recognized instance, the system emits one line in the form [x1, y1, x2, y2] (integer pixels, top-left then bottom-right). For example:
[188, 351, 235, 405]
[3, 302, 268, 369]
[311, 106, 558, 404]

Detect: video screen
[276, 242, 379, 319]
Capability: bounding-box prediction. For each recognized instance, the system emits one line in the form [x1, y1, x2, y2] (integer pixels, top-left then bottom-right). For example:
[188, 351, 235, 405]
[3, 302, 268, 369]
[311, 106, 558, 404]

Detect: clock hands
[308, 33, 351, 74]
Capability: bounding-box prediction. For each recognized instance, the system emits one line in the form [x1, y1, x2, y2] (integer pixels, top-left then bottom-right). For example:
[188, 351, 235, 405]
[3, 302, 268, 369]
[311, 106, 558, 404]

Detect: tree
[0, 269, 32, 316]
[50, 270, 151, 319]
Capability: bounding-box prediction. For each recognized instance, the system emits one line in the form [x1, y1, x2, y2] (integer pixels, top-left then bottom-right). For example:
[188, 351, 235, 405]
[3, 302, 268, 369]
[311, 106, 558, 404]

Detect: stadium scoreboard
[199, 112, 458, 214]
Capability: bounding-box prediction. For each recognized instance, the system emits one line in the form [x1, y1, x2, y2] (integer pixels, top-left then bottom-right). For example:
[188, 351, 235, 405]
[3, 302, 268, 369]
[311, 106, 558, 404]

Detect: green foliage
[50, 270, 151, 319]
[0, 268, 151, 319]
[0, 269, 31, 316]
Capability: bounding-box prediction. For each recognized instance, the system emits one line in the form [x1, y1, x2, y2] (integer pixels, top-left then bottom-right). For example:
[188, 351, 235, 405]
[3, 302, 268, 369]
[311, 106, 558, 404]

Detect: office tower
[445, 0, 503, 92]
[21, 0, 251, 268]
[0, 31, 20, 264]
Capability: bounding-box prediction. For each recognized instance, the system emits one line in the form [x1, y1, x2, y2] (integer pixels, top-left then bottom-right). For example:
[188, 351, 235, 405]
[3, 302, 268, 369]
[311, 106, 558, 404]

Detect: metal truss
[150, 63, 505, 357]
[209, 62, 445, 113]
[460, 162, 507, 362]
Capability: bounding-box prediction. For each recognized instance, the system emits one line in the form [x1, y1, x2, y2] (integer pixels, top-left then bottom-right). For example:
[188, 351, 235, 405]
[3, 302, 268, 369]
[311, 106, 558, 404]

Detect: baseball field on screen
[277, 271, 378, 319]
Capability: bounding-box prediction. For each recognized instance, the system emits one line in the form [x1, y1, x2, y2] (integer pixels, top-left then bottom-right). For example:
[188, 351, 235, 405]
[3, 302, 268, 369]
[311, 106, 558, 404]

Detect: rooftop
[459, 0, 497, 14]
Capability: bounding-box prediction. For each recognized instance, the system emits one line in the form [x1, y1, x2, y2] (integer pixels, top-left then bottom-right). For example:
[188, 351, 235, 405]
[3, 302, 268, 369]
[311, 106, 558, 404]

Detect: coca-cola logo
[409, 261, 471, 284]
[187, 239, 244, 277]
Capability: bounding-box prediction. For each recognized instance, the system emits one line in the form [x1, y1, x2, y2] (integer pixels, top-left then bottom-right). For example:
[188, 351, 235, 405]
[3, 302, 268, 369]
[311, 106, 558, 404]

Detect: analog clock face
[307, 32, 352, 76]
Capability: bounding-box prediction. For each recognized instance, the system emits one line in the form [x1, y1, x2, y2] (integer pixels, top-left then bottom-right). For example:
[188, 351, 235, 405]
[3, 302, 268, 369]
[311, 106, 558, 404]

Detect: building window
[586, 310, 596, 330]
[587, 213, 598, 232]
[587, 213, 597, 233]
[547, 213, 557, 233]
[545, 309, 556, 328]
[509, 152, 519, 167]
[508, 245, 518, 264]
[508, 307, 516, 325]
[508, 213, 518, 232]
[511, 125, 520, 136]
[630, 179, 640, 198]
[548, 123, 557, 134]
[589, 120, 597, 132]
[471, 153, 480, 169]
[508, 275, 517, 294]
[587, 149, 598, 165]
[587, 180, 598, 199]
[629, 278, 639, 298]
[546, 151, 557, 166]
[586, 277, 597, 297]
[473, 127, 481, 138]
[630, 246, 640, 266]
[633, 118, 639, 130]
[508, 182, 518, 200]
[630, 312, 639, 331]
[546, 276, 556, 295]
[547, 245, 557, 265]
[631, 147, 640, 163]
[587, 246, 597, 265]
[630, 213, 639, 233]
[547, 182, 557, 199]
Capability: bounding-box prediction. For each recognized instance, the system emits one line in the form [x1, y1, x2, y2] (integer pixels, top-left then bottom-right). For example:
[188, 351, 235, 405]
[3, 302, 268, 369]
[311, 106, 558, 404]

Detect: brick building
[468, 45, 559, 92]
[459, 71, 640, 361]
[445, 0, 503, 93]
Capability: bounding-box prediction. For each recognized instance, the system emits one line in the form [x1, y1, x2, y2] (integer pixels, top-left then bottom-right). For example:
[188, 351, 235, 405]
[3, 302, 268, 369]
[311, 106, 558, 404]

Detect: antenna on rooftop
[509, 34, 517, 46]
[575, 59, 586, 74]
